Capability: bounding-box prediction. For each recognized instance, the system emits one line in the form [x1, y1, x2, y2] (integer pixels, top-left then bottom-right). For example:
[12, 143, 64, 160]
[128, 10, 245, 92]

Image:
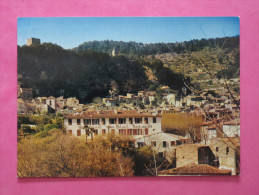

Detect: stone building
[175, 144, 215, 168]
[209, 137, 240, 175]
[27, 37, 40, 46]
[27, 38, 41, 46]
[222, 120, 240, 137]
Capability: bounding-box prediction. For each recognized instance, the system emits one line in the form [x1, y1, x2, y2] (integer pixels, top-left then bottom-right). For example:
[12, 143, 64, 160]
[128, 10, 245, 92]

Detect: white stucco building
[64, 110, 162, 137]
[223, 120, 240, 137]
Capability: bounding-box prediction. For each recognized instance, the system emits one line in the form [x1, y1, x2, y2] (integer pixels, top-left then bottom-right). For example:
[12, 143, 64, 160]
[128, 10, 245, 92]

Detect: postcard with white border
[17, 17, 240, 177]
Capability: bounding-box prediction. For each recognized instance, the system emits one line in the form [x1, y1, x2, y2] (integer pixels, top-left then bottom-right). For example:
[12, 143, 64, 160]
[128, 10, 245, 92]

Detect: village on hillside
[18, 69, 240, 176]
[17, 17, 240, 177]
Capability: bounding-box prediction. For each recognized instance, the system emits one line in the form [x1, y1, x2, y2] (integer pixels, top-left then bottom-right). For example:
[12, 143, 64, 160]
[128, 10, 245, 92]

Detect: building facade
[64, 110, 162, 138]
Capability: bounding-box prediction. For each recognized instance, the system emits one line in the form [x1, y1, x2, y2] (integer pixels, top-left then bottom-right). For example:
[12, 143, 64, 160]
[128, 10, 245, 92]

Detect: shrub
[44, 124, 58, 131]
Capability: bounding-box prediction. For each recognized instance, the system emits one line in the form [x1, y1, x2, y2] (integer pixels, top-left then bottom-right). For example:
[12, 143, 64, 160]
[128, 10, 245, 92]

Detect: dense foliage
[18, 131, 135, 177]
[74, 36, 239, 56]
[18, 36, 239, 102]
[18, 44, 148, 102]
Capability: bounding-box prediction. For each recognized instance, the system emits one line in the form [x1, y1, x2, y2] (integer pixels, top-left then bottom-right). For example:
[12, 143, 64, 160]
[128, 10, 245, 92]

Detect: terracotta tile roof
[64, 110, 161, 119]
[158, 164, 231, 175]
[47, 96, 56, 99]
[208, 125, 217, 130]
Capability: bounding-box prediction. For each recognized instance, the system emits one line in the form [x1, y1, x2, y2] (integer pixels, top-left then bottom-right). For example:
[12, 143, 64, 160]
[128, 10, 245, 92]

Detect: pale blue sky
[17, 17, 240, 49]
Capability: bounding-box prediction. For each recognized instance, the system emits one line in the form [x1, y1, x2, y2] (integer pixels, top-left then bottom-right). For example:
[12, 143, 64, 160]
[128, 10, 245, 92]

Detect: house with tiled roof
[133, 132, 190, 160]
[64, 110, 162, 138]
[223, 119, 240, 137]
[209, 137, 240, 175]
[175, 144, 216, 168]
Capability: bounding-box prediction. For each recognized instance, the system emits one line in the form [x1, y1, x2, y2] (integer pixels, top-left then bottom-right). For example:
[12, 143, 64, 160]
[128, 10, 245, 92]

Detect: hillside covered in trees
[74, 36, 239, 56]
[18, 36, 239, 102]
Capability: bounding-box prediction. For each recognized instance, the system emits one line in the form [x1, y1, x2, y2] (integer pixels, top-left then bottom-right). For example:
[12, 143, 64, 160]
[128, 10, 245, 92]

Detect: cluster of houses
[17, 85, 81, 114]
[64, 108, 240, 175]
[18, 83, 240, 176]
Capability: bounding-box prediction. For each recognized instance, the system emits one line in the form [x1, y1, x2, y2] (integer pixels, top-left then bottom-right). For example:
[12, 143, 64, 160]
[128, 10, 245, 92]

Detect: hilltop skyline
[17, 17, 240, 49]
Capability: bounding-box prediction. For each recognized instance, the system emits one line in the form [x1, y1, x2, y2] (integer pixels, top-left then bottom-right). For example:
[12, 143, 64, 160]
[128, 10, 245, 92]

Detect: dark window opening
[77, 119, 81, 125]
[84, 119, 91, 125]
[92, 119, 99, 125]
[153, 117, 156, 123]
[68, 119, 72, 125]
[135, 118, 142, 124]
[119, 118, 126, 124]
[226, 147, 229, 155]
[163, 141, 167, 148]
[216, 147, 219, 152]
[109, 118, 116, 124]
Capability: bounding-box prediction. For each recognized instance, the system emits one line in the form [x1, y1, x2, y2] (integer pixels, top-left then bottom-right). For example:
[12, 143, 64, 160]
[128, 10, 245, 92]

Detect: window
[128, 129, 133, 135]
[152, 141, 156, 147]
[119, 129, 126, 135]
[92, 119, 99, 125]
[68, 119, 72, 125]
[153, 117, 156, 123]
[144, 118, 148, 124]
[77, 119, 81, 125]
[111, 129, 115, 135]
[102, 129, 106, 135]
[101, 118, 105, 124]
[145, 128, 148, 135]
[135, 118, 142, 124]
[67, 130, 72, 135]
[77, 130, 81, 136]
[133, 129, 137, 135]
[170, 141, 175, 146]
[84, 119, 91, 125]
[216, 147, 219, 152]
[109, 118, 116, 124]
[163, 141, 167, 148]
[226, 147, 229, 155]
[129, 118, 133, 124]
[94, 130, 98, 135]
[119, 118, 126, 124]
[50, 100, 52, 106]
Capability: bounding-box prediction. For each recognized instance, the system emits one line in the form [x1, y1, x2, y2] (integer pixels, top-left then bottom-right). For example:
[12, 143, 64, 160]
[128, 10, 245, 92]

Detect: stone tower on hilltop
[27, 38, 41, 46]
